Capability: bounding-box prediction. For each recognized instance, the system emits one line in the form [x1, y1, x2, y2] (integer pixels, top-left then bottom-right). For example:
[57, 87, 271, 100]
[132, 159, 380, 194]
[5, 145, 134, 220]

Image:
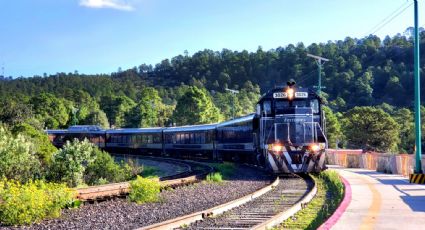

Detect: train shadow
[352, 170, 425, 212]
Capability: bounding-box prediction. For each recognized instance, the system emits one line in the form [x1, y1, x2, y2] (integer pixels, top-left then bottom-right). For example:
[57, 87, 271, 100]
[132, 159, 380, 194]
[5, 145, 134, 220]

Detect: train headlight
[286, 88, 294, 100]
[309, 143, 325, 152]
[268, 144, 284, 152]
[310, 144, 320, 152]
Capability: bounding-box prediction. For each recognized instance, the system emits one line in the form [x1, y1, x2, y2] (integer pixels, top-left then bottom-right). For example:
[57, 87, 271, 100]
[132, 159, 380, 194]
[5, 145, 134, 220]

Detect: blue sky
[0, 0, 423, 77]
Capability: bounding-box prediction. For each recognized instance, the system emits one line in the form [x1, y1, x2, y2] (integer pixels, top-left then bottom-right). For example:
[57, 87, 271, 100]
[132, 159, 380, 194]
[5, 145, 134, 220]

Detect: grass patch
[206, 172, 223, 183]
[140, 165, 161, 178]
[129, 175, 161, 204]
[207, 162, 236, 179]
[275, 170, 344, 230]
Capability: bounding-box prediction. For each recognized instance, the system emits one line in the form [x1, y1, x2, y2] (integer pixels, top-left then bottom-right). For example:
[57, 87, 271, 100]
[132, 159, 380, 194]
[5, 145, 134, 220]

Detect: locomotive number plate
[273, 92, 288, 98]
[295, 92, 308, 98]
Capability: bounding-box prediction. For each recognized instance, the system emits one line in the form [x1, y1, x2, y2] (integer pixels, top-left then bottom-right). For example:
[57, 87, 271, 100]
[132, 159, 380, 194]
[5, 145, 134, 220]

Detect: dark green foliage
[323, 106, 343, 149]
[84, 149, 126, 185]
[100, 95, 135, 128]
[30, 93, 72, 129]
[0, 99, 33, 126]
[393, 108, 415, 153]
[125, 87, 166, 127]
[342, 107, 400, 152]
[84, 150, 141, 185]
[172, 86, 223, 125]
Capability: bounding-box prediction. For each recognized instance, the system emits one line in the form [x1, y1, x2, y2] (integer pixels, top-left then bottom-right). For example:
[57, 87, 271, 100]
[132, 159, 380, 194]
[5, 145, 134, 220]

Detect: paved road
[329, 165, 425, 230]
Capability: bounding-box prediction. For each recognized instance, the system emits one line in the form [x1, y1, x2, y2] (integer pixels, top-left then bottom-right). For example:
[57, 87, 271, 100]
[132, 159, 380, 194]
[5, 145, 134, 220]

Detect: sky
[0, 0, 423, 77]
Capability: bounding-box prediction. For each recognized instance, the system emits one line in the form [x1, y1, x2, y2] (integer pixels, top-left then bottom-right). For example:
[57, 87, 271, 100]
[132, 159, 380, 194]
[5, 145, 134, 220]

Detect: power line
[364, 1, 411, 37]
[369, 2, 413, 36]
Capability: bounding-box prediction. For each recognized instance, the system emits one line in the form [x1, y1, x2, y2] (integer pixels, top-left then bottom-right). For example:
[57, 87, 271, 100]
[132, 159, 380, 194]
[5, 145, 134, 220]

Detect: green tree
[100, 95, 136, 128]
[393, 108, 415, 153]
[172, 86, 223, 125]
[125, 87, 164, 127]
[323, 106, 343, 148]
[0, 99, 33, 126]
[343, 107, 400, 152]
[30, 93, 71, 129]
[82, 109, 110, 128]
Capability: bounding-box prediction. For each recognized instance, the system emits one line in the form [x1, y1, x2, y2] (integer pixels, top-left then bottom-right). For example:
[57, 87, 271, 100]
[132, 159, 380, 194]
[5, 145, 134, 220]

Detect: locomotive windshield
[275, 99, 319, 114]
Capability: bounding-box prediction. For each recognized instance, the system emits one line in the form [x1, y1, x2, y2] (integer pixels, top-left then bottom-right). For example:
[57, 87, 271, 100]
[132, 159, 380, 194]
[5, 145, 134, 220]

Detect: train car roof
[46, 129, 68, 134]
[45, 129, 106, 134]
[106, 127, 163, 134]
[163, 123, 217, 132]
[216, 114, 254, 127]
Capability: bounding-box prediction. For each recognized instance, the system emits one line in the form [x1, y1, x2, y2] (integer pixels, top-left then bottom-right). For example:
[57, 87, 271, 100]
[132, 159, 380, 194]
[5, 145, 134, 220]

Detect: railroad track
[140, 174, 316, 230]
[76, 157, 214, 202]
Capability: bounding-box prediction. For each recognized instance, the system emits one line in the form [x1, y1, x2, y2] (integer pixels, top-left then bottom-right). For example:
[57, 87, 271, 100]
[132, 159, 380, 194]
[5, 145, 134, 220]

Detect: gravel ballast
[2, 164, 271, 230]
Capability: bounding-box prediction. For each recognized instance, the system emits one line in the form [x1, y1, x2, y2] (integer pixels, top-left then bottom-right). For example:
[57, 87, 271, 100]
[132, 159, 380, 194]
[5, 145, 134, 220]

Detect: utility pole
[307, 53, 329, 96]
[413, 0, 423, 174]
[225, 88, 239, 119]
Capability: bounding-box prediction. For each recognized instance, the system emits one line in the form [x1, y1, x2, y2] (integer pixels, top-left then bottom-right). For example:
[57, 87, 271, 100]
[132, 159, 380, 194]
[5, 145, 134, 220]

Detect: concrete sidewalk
[329, 165, 425, 230]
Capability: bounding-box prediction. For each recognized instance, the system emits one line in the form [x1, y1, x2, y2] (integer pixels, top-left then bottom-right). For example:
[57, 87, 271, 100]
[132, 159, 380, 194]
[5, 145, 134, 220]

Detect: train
[47, 81, 328, 173]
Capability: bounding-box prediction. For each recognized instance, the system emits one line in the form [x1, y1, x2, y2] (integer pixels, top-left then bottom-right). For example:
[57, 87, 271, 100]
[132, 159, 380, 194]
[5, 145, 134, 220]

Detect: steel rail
[139, 174, 316, 230]
[138, 177, 280, 230]
[75, 158, 213, 201]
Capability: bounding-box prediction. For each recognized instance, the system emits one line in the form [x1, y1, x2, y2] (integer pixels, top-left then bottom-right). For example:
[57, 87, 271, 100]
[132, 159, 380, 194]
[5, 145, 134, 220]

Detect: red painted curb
[317, 174, 352, 230]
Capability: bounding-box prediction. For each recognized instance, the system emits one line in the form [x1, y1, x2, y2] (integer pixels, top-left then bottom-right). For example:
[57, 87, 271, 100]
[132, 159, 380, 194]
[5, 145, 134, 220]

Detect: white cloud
[79, 0, 134, 11]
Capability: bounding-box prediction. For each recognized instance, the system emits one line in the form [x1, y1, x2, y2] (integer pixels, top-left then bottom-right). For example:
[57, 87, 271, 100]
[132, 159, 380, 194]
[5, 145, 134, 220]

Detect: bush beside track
[277, 170, 344, 230]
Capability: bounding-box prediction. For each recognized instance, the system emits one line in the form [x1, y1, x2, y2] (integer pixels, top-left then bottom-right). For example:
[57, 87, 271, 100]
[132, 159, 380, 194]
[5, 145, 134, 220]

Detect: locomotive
[47, 81, 327, 173]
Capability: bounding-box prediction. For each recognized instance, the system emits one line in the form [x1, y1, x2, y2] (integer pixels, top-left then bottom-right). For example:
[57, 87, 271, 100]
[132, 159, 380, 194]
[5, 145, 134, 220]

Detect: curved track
[141, 174, 316, 230]
[76, 157, 214, 201]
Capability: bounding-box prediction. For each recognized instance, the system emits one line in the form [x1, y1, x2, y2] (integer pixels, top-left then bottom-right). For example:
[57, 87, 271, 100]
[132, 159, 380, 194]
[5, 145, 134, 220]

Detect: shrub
[11, 122, 57, 166]
[48, 139, 96, 187]
[206, 172, 223, 183]
[85, 151, 143, 185]
[0, 126, 40, 183]
[0, 178, 75, 226]
[129, 176, 161, 204]
[85, 149, 126, 185]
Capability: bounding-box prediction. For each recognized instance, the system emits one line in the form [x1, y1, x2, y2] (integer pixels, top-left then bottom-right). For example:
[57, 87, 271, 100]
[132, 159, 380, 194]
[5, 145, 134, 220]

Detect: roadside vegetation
[277, 170, 344, 230]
